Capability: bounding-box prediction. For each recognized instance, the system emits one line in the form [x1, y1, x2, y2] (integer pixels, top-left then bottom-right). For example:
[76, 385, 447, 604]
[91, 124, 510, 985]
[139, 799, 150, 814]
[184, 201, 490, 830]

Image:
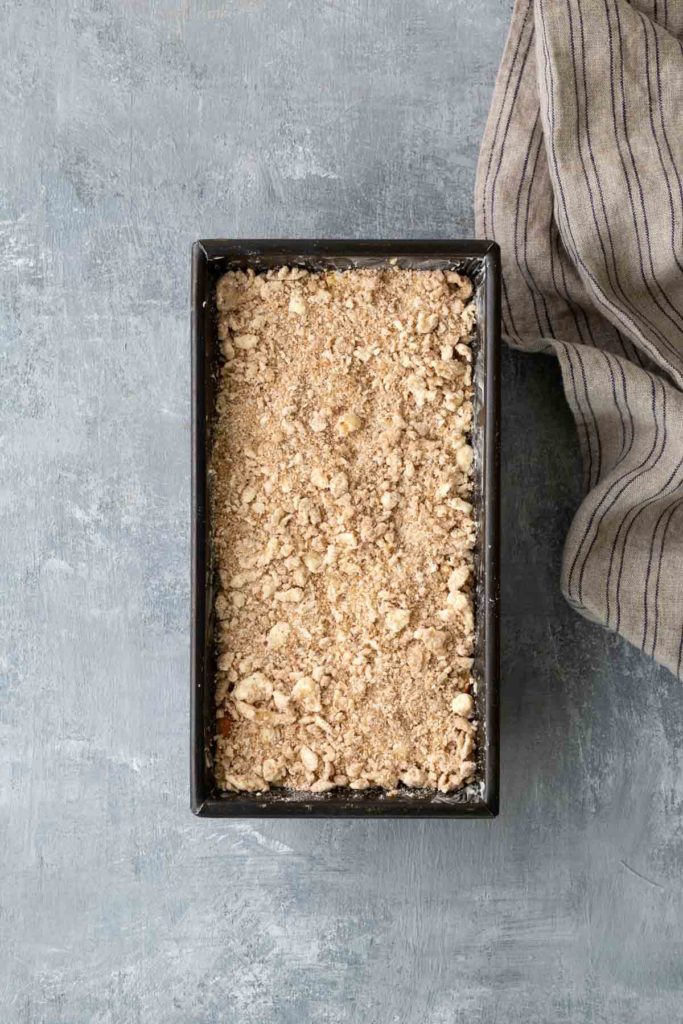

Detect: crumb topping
[211, 265, 477, 794]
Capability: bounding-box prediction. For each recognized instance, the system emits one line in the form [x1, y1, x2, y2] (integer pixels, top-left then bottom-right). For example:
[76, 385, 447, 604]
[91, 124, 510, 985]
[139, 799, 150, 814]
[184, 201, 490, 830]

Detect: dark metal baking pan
[191, 239, 500, 818]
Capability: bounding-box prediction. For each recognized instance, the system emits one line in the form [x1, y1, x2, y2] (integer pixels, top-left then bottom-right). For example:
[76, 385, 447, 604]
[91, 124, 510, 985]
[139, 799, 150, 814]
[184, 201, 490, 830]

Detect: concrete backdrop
[2, 1, 682, 1022]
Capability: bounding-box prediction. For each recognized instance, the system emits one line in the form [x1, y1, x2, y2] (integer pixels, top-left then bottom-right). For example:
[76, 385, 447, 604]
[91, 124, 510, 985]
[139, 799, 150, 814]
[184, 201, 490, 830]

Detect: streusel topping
[212, 265, 477, 794]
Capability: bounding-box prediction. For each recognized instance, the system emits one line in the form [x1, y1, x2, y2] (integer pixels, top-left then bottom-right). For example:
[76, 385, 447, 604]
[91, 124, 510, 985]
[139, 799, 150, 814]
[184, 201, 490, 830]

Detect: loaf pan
[191, 239, 500, 818]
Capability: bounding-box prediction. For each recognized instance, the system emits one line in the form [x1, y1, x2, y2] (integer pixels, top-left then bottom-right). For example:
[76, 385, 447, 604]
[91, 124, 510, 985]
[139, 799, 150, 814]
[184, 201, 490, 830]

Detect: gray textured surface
[2, 2, 682, 1022]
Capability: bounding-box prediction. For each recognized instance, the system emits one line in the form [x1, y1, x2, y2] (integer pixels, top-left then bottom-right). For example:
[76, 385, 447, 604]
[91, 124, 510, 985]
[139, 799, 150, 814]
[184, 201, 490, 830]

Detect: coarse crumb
[211, 265, 477, 794]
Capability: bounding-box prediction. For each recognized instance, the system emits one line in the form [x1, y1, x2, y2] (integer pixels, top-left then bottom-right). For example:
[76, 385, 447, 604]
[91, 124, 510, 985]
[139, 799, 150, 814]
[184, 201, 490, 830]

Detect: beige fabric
[475, 0, 683, 677]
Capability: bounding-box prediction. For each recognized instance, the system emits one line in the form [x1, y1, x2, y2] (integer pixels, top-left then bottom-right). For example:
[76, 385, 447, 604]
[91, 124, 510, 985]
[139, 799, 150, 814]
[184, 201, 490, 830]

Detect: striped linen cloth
[475, 0, 683, 678]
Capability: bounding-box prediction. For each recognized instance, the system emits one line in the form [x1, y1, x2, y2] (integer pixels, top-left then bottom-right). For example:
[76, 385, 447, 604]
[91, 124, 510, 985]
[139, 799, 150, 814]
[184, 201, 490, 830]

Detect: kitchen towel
[476, 0, 683, 678]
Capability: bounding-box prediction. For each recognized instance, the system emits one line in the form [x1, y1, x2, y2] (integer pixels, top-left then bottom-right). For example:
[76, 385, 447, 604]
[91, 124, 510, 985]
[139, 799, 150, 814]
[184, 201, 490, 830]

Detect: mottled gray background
[2, 1, 682, 1022]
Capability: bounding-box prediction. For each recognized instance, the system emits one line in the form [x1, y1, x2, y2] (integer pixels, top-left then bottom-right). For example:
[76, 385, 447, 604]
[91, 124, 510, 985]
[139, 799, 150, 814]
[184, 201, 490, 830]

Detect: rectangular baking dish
[191, 239, 500, 818]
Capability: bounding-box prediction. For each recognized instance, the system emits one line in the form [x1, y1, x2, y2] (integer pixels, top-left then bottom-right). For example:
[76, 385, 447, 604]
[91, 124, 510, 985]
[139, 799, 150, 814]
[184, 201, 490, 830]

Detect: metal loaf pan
[191, 239, 500, 818]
